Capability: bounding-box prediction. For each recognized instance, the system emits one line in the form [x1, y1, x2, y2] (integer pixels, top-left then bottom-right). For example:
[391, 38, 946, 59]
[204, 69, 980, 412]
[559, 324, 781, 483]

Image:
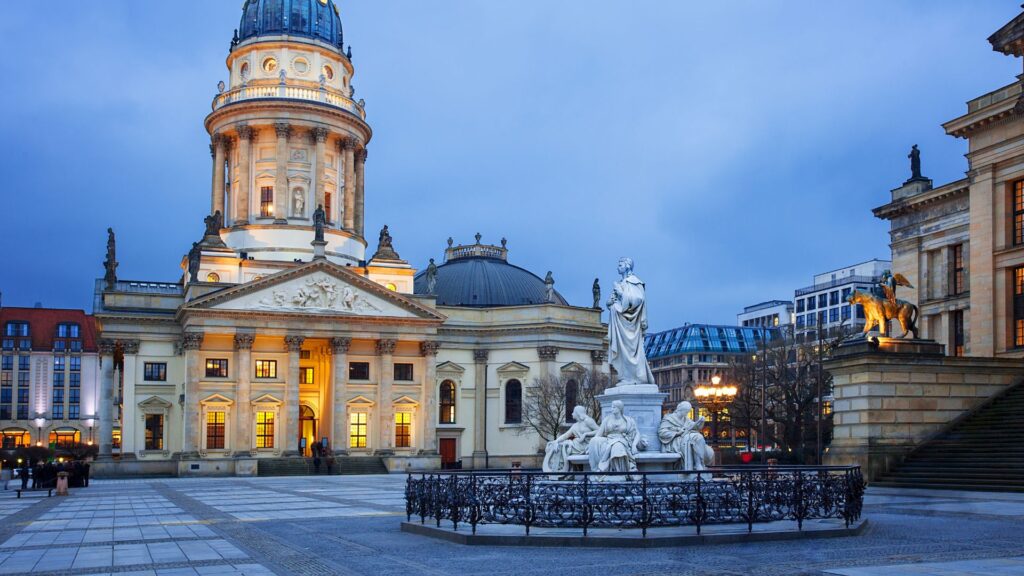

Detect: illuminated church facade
[92, 0, 606, 475]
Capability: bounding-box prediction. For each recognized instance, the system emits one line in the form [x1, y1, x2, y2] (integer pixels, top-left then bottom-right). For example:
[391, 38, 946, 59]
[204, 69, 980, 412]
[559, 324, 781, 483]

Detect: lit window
[262, 57, 278, 73]
[951, 244, 965, 296]
[322, 64, 334, 80]
[206, 272, 220, 283]
[255, 360, 277, 379]
[145, 414, 164, 450]
[300, 367, 314, 384]
[49, 428, 80, 449]
[144, 363, 167, 382]
[349, 412, 367, 448]
[1015, 181, 1024, 246]
[395, 412, 411, 448]
[206, 411, 225, 450]
[386, 283, 397, 291]
[256, 411, 275, 448]
[439, 380, 456, 424]
[1015, 267, 1024, 348]
[260, 186, 274, 218]
[206, 359, 228, 378]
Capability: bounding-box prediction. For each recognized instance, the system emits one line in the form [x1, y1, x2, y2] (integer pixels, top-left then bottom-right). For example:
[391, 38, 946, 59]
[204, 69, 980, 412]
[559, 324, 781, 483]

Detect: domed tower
[205, 0, 369, 266]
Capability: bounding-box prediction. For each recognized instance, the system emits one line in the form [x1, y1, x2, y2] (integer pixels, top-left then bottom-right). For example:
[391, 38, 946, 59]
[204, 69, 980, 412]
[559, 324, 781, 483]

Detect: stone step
[871, 481, 1024, 493]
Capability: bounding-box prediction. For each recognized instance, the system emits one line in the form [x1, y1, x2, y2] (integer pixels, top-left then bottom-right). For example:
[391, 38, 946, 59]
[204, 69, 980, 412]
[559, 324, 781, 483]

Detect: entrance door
[299, 405, 317, 456]
[439, 438, 457, 469]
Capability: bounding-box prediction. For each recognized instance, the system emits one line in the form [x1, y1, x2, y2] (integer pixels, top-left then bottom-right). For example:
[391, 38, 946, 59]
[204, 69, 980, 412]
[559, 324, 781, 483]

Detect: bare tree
[520, 369, 611, 443]
[726, 354, 761, 449]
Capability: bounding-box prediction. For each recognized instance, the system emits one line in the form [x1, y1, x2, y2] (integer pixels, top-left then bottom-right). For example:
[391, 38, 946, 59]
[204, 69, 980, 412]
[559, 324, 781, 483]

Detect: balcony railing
[212, 82, 366, 119]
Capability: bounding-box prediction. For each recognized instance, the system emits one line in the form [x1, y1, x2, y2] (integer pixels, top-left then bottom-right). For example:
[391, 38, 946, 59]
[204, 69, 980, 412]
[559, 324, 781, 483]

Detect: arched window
[505, 379, 522, 424]
[1, 428, 30, 448]
[49, 428, 81, 449]
[565, 379, 578, 422]
[206, 272, 220, 283]
[439, 380, 456, 424]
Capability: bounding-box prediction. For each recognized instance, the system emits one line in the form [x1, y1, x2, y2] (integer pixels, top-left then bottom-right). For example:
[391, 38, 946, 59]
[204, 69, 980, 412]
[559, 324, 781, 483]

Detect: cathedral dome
[237, 0, 344, 49]
[414, 237, 568, 307]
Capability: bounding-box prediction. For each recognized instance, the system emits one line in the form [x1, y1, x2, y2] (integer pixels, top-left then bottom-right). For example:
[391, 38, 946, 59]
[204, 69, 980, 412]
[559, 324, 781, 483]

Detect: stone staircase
[874, 382, 1024, 492]
[256, 456, 389, 477]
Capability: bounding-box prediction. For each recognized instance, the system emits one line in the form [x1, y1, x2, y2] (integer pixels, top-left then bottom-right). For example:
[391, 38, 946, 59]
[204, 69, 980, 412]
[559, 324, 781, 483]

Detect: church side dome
[237, 0, 344, 50]
[414, 236, 568, 307]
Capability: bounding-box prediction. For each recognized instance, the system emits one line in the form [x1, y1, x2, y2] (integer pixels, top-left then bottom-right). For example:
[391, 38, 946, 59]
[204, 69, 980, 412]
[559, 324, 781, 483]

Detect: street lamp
[694, 375, 738, 447]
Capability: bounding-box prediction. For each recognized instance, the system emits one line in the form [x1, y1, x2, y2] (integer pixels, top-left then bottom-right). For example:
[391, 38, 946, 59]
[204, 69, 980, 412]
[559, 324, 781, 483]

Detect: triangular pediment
[497, 361, 530, 374]
[394, 395, 418, 406]
[184, 260, 445, 321]
[138, 396, 173, 410]
[436, 361, 465, 374]
[252, 393, 283, 405]
[200, 393, 234, 405]
[347, 395, 375, 406]
[560, 362, 586, 374]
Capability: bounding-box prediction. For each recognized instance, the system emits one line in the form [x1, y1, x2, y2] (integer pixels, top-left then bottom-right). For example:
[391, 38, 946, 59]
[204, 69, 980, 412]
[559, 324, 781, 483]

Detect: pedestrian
[325, 455, 334, 475]
[313, 455, 321, 474]
[1, 464, 11, 490]
[83, 462, 90, 487]
[20, 462, 30, 490]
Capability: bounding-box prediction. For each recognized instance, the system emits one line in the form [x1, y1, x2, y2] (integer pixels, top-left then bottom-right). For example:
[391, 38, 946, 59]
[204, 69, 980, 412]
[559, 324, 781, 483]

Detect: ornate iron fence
[405, 466, 865, 537]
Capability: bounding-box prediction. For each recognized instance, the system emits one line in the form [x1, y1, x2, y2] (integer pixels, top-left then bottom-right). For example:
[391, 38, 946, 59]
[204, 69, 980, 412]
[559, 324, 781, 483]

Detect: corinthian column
[375, 339, 397, 454]
[181, 332, 205, 458]
[273, 123, 292, 223]
[234, 333, 255, 456]
[211, 134, 225, 217]
[235, 125, 256, 226]
[312, 127, 330, 217]
[419, 341, 440, 454]
[331, 337, 351, 455]
[283, 335, 304, 457]
[355, 148, 367, 237]
[472, 349, 488, 468]
[341, 137, 357, 231]
[97, 339, 116, 460]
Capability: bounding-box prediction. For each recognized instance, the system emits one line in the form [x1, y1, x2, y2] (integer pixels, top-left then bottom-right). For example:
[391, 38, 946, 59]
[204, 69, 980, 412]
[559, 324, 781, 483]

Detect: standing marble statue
[607, 258, 655, 385]
[544, 271, 555, 303]
[542, 405, 599, 473]
[658, 401, 714, 472]
[588, 400, 641, 474]
[293, 190, 304, 217]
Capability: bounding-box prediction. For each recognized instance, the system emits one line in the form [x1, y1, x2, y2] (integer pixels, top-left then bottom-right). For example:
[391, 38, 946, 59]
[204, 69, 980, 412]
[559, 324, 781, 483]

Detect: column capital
[211, 132, 223, 146]
[237, 124, 257, 141]
[331, 337, 352, 353]
[590, 349, 607, 363]
[419, 341, 441, 357]
[181, 332, 204, 351]
[284, 335, 305, 352]
[311, 126, 330, 143]
[355, 148, 368, 163]
[473, 349, 489, 363]
[537, 346, 559, 361]
[121, 340, 140, 355]
[376, 339, 397, 355]
[234, 333, 255, 350]
[273, 122, 293, 139]
[341, 136, 360, 151]
[222, 136, 235, 152]
[98, 339, 117, 355]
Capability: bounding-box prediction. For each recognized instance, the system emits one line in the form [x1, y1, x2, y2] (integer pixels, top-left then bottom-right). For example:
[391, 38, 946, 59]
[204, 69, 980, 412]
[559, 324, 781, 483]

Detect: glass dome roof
[237, 0, 344, 50]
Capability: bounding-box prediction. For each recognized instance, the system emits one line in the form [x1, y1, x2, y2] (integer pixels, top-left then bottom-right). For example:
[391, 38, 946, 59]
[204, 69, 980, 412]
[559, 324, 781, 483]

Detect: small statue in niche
[425, 258, 438, 294]
[313, 204, 326, 242]
[293, 190, 305, 217]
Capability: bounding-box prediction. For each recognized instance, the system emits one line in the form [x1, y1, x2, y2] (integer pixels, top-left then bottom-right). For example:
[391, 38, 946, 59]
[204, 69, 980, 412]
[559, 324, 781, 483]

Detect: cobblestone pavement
[0, 477, 1022, 575]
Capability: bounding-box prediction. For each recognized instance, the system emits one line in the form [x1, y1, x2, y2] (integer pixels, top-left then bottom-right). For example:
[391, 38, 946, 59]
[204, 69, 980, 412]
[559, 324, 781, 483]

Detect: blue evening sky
[0, 1, 1020, 330]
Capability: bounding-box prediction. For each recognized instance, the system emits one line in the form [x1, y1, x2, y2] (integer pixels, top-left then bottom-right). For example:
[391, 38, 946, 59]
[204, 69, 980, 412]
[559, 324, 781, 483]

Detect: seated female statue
[542, 405, 599, 473]
[588, 400, 641, 476]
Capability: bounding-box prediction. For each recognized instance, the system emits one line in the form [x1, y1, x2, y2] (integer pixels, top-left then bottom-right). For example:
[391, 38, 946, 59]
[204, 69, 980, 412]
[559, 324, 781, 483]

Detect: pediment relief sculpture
[256, 276, 382, 314]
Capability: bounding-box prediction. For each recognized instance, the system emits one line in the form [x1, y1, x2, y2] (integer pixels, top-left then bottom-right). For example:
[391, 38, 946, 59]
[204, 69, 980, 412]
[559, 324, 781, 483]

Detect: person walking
[313, 454, 321, 474]
[1, 464, 11, 490]
[20, 462, 30, 491]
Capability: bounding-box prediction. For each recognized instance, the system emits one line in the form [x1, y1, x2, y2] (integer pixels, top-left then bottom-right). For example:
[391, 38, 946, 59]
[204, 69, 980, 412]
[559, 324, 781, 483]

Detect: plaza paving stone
[0, 475, 1021, 575]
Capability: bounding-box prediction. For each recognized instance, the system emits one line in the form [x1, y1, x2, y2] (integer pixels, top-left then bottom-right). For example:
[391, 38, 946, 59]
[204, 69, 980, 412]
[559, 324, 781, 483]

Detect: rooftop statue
[542, 405, 598, 473]
[606, 258, 655, 386]
[847, 271, 918, 339]
[204, 210, 223, 237]
[425, 258, 438, 294]
[372, 224, 401, 260]
[103, 228, 118, 290]
[908, 144, 923, 180]
[544, 271, 555, 303]
[592, 278, 601, 309]
[312, 204, 326, 242]
[187, 242, 201, 283]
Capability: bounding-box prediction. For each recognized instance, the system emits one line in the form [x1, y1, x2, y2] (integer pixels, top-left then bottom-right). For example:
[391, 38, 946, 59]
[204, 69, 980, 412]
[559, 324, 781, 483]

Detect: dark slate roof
[237, 0, 344, 49]
[413, 257, 568, 308]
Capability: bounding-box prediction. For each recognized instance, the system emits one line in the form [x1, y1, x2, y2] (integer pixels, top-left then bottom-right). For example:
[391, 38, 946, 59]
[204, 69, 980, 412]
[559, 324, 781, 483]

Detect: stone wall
[824, 339, 1024, 480]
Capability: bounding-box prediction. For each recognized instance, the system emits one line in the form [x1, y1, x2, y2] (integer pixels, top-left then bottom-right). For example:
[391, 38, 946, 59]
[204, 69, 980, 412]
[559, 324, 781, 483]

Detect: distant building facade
[0, 307, 100, 451]
[793, 260, 891, 342]
[872, 11, 1024, 358]
[737, 300, 794, 333]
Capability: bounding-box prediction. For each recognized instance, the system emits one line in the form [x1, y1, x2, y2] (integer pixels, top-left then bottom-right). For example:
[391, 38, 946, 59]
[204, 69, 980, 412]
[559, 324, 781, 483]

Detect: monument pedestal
[598, 384, 667, 451]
